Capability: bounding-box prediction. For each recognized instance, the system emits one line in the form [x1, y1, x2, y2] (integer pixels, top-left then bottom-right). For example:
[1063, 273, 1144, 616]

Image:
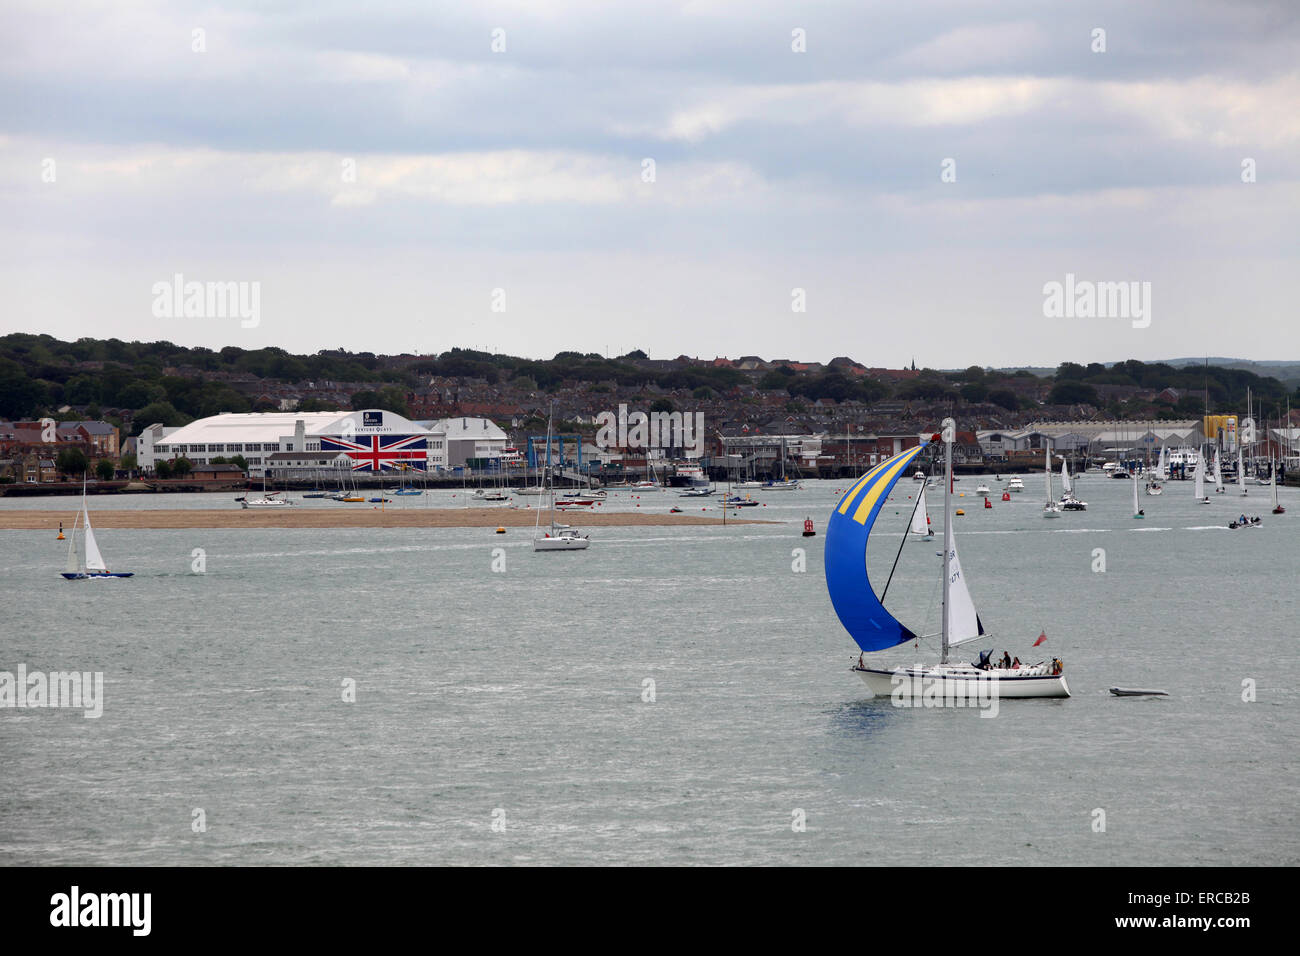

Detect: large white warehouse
[141, 410, 510, 476]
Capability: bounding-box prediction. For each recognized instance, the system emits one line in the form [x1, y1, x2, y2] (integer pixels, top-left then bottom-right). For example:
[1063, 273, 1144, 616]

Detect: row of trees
[4, 334, 1296, 430]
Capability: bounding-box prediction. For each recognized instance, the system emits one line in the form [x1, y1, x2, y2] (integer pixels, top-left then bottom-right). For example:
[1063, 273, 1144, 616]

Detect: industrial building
[140, 410, 508, 477]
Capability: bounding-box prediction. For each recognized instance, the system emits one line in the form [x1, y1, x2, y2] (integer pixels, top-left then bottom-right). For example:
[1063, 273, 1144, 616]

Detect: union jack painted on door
[321, 434, 428, 471]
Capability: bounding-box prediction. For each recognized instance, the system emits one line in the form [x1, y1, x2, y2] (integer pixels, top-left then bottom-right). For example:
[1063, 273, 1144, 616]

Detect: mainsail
[82, 504, 106, 572]
[909, 486, 930, 535]
[1212, 451, 1224, 493]
[825, 446, 926, 651]
[943, 510, 984, 647]
[1060, 458, 1072, 495]
[1193, 455, 1205, 499]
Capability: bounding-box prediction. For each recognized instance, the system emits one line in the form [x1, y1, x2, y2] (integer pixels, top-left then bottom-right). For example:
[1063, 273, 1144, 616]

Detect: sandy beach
[0, 508, 772, 530]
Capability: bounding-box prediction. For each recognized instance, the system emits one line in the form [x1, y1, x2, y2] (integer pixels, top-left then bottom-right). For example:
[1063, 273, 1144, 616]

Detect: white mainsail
[1157, 446, 1169, 480]
[1193, 455, 1205, 499]
[1132, 473, 1140, 514]
[909, 487, 930, 535]
[1044, 445, 1053, 503]
[1061, 458, 1072, 495]
[1270, 463, 1279, 509]
[1237, 449, 1246, 495]
[1212, 451, 1224, 493]
[82, 504, 106, 572]
[944, 495, 982, 646]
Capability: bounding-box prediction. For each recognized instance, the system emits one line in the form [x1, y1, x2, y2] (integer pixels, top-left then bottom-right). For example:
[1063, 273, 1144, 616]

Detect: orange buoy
[955, 508, 965, 515]
[495, 527, 506, 534]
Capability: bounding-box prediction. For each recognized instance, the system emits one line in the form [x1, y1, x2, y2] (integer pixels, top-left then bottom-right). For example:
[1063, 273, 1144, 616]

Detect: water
[2, 476, 1296, 864]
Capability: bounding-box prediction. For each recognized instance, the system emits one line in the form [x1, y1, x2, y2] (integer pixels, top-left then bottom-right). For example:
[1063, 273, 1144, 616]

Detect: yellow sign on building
[1203, 415, 1238, 445]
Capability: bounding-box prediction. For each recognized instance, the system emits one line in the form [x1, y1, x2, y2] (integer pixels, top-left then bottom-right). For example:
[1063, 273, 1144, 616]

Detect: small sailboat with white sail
[62, 483, 133, 580]
[1212, 450, 1226, 494]
[1132, 472, 1144, 519]
[1042, 445, 1060, 517]
[832, 420, 1069, 699]
[909, 485, 934, 538]
[534, 407, 590, 551]
[1145, 447, 1165, 495]
[1193, 453, 1209, 503]
[1270, 459, 1284, 514]
[1059, 456, 1086, 510]
[1237, 449, 1248, 497]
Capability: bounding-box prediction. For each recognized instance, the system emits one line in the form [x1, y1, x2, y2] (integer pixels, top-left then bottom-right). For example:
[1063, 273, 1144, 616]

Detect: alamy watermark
[890, 669, 1000, 718]
[1043, 273, 1150, 328]
[1, 664, 103, 718]
[594, 403, 704, 456]
[151, 273, 260, 328]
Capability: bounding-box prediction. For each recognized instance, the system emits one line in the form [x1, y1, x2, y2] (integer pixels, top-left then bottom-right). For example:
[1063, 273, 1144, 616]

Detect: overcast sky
[2, 0, 1297, 367]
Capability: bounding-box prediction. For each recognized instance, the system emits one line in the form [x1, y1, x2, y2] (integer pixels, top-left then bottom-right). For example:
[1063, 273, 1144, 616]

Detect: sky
[2, 0, 1297, 367]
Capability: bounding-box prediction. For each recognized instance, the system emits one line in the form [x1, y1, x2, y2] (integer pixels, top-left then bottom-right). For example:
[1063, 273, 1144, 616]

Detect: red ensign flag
[1033, 631, 1047, 647]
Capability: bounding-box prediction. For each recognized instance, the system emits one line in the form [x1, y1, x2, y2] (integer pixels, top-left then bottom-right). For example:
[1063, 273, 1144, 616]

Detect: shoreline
[0, 508, 774, 530]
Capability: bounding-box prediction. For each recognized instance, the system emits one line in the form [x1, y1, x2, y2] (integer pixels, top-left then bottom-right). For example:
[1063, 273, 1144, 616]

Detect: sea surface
[2, 475, 1296, 865]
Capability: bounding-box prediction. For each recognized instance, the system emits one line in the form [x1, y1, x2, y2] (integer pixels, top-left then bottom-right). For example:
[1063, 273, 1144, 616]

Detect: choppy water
[2, 476, 1296, 864]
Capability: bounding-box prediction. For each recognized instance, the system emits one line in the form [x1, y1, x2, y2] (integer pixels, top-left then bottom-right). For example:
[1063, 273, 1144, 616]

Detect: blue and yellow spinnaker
[824, 445, 927, 651]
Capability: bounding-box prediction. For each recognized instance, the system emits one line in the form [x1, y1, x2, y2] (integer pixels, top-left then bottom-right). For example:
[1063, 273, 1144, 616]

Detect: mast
[940, 417, 954, 664]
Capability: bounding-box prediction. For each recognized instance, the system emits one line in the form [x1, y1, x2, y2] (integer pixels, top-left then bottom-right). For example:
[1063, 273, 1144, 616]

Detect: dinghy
[62, 482, 133, 580]
[1110, 688, 1169, 697]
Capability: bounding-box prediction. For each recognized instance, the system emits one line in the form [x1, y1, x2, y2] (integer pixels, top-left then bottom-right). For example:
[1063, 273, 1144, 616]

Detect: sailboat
[1212, 450, 1225, 494]
[1132, 472, 1144, 519]
[909, 485, 934, 538]
[1060, 456, 1087, 510]
[242, 471, 293, 508]
[833, 420, 1069, 699]
[763, 439, 801, 489]
[1193, 453, 1209, 503]
[534, 408, 590, 551]
[1149, 447, 1170, 496]
[391, 463, 423, 495]
[1237, 448, 1248, 496]
[1271, 459, 1285, 514]
[1042, 445, 1061, 517]
[62, 483, 133, 579]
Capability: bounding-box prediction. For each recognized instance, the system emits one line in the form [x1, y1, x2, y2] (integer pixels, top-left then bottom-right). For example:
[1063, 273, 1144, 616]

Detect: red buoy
[802, 517, 816, 537]
[984, 496, 992, 509]
[1001, 491, 1010, 501]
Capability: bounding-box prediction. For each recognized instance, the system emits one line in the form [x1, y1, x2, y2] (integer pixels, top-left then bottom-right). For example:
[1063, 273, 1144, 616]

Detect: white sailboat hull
[533, 535, 590, 551]
[855, 665, 1070, 699]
